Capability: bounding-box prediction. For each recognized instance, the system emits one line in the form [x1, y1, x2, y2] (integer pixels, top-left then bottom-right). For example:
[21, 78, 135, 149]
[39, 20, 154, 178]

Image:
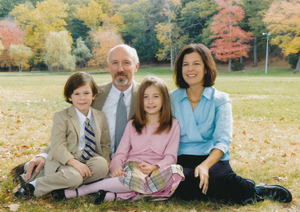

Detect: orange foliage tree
[88, 28, 123, 71]
[0, 19, 24, 71]
[210, 0, 253, 72]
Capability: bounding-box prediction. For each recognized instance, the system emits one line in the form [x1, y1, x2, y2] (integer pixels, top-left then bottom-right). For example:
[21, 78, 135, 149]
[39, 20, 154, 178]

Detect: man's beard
[114, 73, 128, 86]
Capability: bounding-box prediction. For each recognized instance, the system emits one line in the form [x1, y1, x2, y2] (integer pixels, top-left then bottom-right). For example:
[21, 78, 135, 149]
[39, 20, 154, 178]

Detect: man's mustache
[115, 72, 128, 77]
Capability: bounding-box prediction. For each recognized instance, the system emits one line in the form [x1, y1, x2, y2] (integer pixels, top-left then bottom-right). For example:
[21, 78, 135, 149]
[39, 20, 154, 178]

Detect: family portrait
[0, 0, 299, 211]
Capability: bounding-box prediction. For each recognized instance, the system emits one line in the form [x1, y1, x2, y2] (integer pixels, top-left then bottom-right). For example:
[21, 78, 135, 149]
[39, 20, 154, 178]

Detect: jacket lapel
[91, 108, 101, 146]
[68, 105, 80, 140]
[129, 81, 139, 119]
[93, 83, 112, 110]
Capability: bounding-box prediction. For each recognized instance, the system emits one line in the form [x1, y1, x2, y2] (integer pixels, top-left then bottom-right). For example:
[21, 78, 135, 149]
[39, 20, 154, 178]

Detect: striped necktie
[115, 92, 127, 152]
[80, 118, 96, 163]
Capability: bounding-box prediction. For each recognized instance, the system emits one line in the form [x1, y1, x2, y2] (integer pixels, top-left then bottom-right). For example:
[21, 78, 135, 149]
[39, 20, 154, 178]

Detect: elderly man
[14, 44, 140, 189]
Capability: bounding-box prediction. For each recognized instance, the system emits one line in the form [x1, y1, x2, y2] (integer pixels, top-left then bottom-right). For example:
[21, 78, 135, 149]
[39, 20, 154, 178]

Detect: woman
[170, 44, 292, 204]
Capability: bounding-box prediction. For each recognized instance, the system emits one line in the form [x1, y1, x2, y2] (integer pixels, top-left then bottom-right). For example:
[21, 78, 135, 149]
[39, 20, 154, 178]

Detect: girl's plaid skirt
[118, 161, 184, 201]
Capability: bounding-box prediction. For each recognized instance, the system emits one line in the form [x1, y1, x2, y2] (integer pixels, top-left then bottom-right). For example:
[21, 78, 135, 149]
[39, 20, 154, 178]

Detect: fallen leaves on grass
[272, 176, 287, 182]
[4, 204, 20, 211]
[13, 184, 21, 194]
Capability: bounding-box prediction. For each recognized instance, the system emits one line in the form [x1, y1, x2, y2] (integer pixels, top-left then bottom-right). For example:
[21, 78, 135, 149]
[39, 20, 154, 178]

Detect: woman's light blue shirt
[170, 87, 232, 161]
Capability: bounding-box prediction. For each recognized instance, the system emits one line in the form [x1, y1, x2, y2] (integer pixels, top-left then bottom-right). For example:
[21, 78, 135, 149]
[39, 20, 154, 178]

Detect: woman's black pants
[173, 155, 256, 204]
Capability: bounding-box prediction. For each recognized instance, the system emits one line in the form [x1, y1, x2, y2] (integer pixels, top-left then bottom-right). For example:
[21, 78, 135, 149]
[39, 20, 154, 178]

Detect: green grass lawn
[0, 67, 299, 211]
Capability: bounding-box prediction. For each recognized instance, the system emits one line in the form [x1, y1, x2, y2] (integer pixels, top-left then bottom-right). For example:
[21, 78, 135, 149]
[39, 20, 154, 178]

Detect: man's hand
[111, 169, 125, 178]
[67, 158, 92, 178]
[138, 162, 159, 176]
[25, 157, 46, 181]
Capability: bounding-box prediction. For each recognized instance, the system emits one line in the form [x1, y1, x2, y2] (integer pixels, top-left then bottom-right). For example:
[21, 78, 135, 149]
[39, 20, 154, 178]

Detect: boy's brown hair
[64, 72, 99, 104]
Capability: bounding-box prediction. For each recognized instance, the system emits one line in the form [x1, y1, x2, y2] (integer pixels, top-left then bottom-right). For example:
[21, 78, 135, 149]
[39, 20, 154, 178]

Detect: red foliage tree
[210, 0, 253, 72]
[0, 20, 24, 71]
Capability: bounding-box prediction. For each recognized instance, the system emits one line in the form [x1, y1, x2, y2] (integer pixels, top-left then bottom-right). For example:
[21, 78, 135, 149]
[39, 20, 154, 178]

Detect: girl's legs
[65, 177, 132, 198]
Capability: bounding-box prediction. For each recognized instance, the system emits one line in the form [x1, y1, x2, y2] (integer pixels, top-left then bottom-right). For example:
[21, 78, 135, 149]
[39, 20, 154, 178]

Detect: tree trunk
[170, 42, 174, 71]
[240, 56, 243, 64]
[294, 53, 300, 73]
[228, 58, 232, 72]
[46, 61, 52, 72]
[8, 65, 12, 72]
[253, 36, 257, 67]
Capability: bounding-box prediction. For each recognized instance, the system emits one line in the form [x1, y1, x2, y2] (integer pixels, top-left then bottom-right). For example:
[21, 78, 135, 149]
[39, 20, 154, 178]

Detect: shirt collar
[74, 107, 92, 125]
[111, 83, 133, 98]
[178, 87, 213, 102]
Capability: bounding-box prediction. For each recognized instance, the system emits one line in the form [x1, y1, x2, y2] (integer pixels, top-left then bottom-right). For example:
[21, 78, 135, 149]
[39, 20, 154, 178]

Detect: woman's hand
[139, 162, 159, 176]
[67, 158, 92, 178]
[111, 169, 125, 177]
[194, 163, 209, 195]
[194, 149, 224, 195]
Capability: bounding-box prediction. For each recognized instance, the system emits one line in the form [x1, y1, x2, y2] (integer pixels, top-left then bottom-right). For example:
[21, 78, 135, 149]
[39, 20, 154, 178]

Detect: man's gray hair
[107, 44, 140, 65]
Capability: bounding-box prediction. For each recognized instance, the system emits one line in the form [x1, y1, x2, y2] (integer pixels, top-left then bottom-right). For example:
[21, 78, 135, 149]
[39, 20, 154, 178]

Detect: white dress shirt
[102, 84, 132, 155]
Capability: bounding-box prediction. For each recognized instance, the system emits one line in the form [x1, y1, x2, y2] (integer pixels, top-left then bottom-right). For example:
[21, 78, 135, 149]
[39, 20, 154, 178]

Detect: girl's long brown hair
[132, 76, 172, 135]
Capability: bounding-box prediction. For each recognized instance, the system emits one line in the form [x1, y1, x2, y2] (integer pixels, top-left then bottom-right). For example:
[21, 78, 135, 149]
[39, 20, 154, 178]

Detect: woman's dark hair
[64, 72, 99, 104]
[174, 43, 217, 88]
[132, 76, 172, 135]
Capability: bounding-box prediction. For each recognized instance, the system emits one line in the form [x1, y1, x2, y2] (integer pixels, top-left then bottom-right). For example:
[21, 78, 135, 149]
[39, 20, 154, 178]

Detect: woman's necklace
[187, 95, 200, 103]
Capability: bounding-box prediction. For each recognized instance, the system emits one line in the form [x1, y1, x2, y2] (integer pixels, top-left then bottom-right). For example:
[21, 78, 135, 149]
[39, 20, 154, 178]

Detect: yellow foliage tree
[10, 0, 69, 65]
[9, 44, 33, 72]
[44, 30, 75, 72]
[74, 0, 110, 31]
[0, 40, 3, 53]
[88, 28, 123, 71]
[155, 0, 182, 70]
[263, 0, 300, 72]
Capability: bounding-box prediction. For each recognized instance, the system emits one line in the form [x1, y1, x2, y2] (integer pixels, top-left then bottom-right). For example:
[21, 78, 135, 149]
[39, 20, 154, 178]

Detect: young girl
[15, 72, 111, 198]
[62, 75, 184, 203]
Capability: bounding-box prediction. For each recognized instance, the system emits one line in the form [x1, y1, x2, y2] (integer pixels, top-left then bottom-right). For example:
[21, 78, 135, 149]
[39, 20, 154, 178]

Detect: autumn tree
[0, 40, 3, 51]
[88, 28, 123, 71]
[0, 19, 24, 71]
[155, 0, 182, 70]
[9, 44, 33, 72]
[210, 0, 253, 72]
[72, 37, 92, 68]
[10, 0, 69, 66]
[74, 0, 111, 31]
[264, 0, 300, 73]
[0, 40, 4, 57]
[44, 30, 75, 72]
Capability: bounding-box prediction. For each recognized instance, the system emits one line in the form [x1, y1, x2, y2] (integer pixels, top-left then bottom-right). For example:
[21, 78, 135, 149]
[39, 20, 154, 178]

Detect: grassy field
[0, 67, 299, 211]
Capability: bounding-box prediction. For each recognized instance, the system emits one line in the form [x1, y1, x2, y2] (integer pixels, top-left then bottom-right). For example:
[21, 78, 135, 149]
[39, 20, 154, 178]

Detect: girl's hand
[194, 163, 209, 195]
[67, 158, 92, 178]
[111, 169, 125, 177]
[138, 162, 159, 176]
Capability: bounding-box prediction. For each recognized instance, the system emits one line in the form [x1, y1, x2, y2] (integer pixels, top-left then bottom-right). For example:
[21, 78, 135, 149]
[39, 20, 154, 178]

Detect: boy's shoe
[14, 183, 35, 198]
[51, 189, 66, 201]
[255, 184, 292, 203]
